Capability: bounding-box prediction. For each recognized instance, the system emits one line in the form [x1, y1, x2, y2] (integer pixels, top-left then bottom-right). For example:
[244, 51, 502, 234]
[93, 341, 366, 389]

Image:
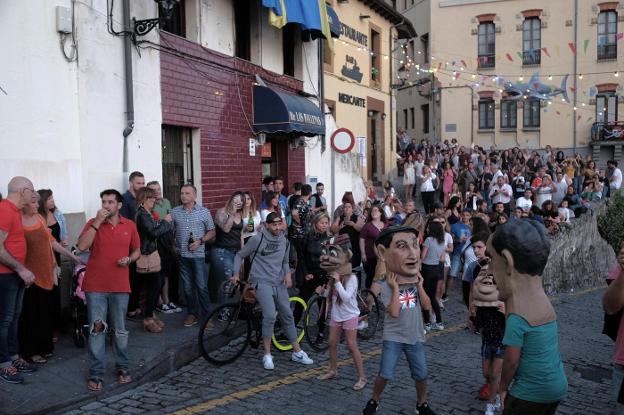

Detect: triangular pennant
[533, 82, 540, 90]
[577, 115, 582, 121]
[541, 47, 551, 57]
[461, 59, 467, 68]
[618, 33, 624, 41]
[516, 51, 523, 60]
[570, 87, 576, 92]
[555, 45, 560, 56]
[568, 42, 576, 54]
[584, 39, 590, 53]
[506, 53, 514, 62]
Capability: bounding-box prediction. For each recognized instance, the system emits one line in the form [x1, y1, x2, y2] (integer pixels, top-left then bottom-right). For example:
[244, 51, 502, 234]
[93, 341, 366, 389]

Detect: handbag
[136, 250, 162, 274]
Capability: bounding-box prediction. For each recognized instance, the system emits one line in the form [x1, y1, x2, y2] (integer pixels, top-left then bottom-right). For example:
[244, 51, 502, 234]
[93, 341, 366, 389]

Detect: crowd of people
[0, 136, 622, 414]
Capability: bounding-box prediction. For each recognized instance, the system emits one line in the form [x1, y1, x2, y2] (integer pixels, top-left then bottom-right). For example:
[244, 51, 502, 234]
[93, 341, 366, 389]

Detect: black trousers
[143, 272, 163, 318]
[363, 258, 378, 289]
[422, 191, 436, 214]
[462, 280, 472, 309]
[127, 264, 142, 312]
[502, 395, 560, 415]
[421, 264, 442, 324]
[19, 284, 54, 359]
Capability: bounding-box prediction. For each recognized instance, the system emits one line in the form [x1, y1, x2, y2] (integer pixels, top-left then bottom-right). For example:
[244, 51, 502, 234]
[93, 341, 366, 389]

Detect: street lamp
[133, 0, 180, 37]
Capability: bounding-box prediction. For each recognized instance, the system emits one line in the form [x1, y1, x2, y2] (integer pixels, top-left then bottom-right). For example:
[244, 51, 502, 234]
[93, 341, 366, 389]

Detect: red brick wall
[160, 33, 306, 211]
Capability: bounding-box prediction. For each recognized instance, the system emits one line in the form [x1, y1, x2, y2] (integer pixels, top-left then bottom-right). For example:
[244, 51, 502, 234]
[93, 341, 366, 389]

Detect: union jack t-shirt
[377, 281, 425, 344]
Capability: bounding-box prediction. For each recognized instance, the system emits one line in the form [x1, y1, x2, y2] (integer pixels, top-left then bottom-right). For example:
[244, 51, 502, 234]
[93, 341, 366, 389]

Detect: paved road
[64, 287, 614, 415]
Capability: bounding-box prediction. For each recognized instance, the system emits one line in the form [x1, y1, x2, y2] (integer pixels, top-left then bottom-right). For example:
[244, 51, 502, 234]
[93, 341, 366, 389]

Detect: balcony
[478, 54, 495, 69]
[598, 44, 617, 60]
[522, 50, 541, 66]
[591, 121, 624, 141]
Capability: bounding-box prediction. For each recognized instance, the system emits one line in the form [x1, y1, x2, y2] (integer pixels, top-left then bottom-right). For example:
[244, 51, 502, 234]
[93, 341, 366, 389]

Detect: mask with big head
[471, 258, 499, 307]
[319, 234, 353, 276]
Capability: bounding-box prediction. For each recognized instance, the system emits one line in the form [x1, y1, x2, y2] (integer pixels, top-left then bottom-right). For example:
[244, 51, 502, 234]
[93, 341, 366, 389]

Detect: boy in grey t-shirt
[362, 226, 437, 415]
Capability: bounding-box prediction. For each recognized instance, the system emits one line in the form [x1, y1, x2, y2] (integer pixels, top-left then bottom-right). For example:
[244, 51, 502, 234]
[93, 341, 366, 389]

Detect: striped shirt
[171, 203, 215, 259]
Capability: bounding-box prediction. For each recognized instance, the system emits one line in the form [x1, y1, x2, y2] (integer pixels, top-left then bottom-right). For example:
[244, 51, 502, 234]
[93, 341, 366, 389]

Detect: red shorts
[329, 316, 359, 330]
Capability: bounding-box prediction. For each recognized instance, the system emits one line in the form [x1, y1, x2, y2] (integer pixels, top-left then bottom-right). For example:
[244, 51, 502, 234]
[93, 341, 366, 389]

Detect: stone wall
[543, 204, 616, 293]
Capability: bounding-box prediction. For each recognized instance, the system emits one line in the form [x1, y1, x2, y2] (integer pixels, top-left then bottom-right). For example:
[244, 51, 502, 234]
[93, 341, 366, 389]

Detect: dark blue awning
[253, 85, 325, 137]
[327, 6, 341, 38]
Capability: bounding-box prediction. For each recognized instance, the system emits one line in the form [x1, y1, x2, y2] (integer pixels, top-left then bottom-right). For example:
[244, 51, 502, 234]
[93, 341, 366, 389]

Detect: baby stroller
[70, 247, 90, 347]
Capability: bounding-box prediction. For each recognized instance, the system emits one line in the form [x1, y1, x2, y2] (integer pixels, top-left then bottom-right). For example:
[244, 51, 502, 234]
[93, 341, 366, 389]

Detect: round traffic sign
[330, 128, 355, 154]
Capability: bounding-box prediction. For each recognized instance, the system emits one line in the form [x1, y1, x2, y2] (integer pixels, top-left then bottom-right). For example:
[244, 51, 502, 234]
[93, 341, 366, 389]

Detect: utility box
[56, 6, 72, 34]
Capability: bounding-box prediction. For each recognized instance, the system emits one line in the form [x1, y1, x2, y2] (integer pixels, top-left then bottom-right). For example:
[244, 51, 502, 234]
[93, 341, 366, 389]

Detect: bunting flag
[577, 115, 582, 121]
[437, 62, 442, 70]
[568, 42, 576, 54]
[542, 47, 551, 57]
[589, 87, 598, 97]
[556, 111, 561, 115]
[587, 117, 593, 122]
[584, 39, 590, 53]
[506, 53, 514, 62]
[570, 87, 576, 93]
[461, 59, 468, 68]
[618, 33, 624, 41]
[516, 51, 523, 60]
[555, 45, 561, 56]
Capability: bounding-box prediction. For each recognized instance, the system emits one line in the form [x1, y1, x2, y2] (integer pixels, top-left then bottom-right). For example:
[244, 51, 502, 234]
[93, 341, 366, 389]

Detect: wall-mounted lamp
[381, 113, 387, 120]
[256, 133, 267, 146]
[359, 14, 371, 20]
[368, 110, 375, 118]
[133, 0, 180, 37]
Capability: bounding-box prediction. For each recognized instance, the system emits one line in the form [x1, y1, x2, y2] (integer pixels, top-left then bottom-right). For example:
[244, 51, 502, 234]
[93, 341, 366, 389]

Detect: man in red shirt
[0, 177, 37, 384]
[77, 189, 140, 391]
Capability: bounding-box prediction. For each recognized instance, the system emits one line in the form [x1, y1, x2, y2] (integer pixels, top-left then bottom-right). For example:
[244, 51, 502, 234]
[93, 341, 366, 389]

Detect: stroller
[70, 247, 90, 347]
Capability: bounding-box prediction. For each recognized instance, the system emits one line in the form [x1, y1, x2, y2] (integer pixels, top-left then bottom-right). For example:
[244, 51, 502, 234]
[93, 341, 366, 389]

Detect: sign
[340, 23, 368, 47]
[260, 143, 272, 158]
[338, 93, 366, 107]
[331, 128, 355, 154]
[249, 138, 256, 156]
[288, 111, 323, 127]
[357, 136, 367, 167]
[341, 55, 363, 83]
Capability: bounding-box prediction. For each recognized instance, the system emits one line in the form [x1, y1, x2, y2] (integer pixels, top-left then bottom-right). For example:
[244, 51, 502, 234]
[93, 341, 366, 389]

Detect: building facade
[397, 0, 624, 162]
[306, 0, 415, 207]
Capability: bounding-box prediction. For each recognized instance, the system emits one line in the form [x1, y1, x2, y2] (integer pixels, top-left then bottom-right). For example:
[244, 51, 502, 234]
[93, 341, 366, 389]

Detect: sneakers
[218, 308, 232, 322]
[262, 354, 274, 370]
[437, 299, 445, 310]
[478, 383, 490, 400]
[0, 366, 23, 384]
[494, 394, 501, 410]
[415, 401, 436, 415]
[183, 315, 198, 327]
[157, 303, 175, 314]
[485, 403, 496, 415]
[362, 399, 378, 415]
[424, 323, 432, 333]
[168, 302, 183, 313]
[431, 322, 444, 331]
[12, 358, 36, 373]
[291, 350, 313, 365]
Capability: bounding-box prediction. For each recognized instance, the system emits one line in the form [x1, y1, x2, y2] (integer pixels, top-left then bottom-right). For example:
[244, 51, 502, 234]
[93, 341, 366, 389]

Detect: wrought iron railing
[591, 121, 624, 141]
[598, 44, 617, 60]
[522, 50, 541, 65]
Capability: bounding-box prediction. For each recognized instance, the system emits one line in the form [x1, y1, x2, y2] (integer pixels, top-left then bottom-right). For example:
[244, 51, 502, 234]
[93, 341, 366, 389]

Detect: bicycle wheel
[303, 294, 330, 352]
[272, 296, 307, 351]
[356, 289, 382, 341]
[198, 303, 250, 365]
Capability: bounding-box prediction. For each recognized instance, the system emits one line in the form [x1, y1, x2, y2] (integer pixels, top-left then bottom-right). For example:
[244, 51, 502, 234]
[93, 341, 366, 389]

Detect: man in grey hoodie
[231, 212, 314, 370]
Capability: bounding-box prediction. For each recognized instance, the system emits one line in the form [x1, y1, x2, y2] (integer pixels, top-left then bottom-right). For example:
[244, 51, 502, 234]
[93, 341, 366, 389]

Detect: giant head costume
[471, 258, 500, 307]
[319, 234, 353, 276]
[487, 219, 556, 326]
[375, 226, 420, 282]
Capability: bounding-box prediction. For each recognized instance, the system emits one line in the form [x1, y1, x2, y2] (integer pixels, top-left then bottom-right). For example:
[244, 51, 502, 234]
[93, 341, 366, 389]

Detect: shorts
[329, 316, 359, 331]
[379, 340, 428, 381]
[444, 253, 451, 268]
[481, 343, 505, 359]
[449, 255, 462, 278]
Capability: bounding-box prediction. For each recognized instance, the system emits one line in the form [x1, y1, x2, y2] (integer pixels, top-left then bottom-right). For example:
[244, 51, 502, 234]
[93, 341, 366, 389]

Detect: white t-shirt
[553, 178, 569, 204]
[611, 168, 622, 190]
[242, 210, 262, 239]
[535, 186, 554, 208]
[260, 208, 285, 222]
[414, 160, 425, 177]
[329, 274, 360, 322]
[516, 197, 533, 212]
[489, 183, 512, 204]
[420, 172, 437, 192]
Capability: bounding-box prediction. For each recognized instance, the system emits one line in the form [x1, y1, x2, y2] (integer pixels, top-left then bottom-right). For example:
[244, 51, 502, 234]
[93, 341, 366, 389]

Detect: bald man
[0, 177, 37, 384]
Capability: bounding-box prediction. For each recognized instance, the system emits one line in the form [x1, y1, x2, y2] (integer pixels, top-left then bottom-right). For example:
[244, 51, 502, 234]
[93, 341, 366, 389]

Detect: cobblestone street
[62, 286, 614, 415]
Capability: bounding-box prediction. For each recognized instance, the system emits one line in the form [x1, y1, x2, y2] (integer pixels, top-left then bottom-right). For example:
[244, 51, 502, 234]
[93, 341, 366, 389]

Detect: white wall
[200, 0, 235, 55]
[0, 0, 162, 218]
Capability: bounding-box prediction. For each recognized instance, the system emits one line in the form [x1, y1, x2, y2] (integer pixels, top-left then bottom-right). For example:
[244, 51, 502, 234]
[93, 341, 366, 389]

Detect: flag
[266, 0, 287, 28]
[618, 33, 624, 41]
[542, 47, 550, 57]
[516, 51, 523, 60]
[506, 53, 514, 62]
[555, 45, 560, 56]
[577, 115, 582, 121]
[584, 39, 590, 53]
[556, 111, 561, 115]
[318, 0, 334, 50]
[570, 87, 576, 93]
[568, 42, 576, 54]
[461, 59, 467, 68]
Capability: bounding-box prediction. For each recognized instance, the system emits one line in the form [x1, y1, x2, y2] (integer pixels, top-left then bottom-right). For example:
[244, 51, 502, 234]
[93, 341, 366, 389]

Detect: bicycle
[303, 287, 382, 352]
[198, 282, 308, 366]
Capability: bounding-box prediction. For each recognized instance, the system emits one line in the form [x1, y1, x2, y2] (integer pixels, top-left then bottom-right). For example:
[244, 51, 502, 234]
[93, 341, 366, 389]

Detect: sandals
[30, 355, 47, 364]
[352, 379, 368, 391]
[317, 371, 338, 380]
[117, 369, 132, 385]
[87, 378, 103, 392]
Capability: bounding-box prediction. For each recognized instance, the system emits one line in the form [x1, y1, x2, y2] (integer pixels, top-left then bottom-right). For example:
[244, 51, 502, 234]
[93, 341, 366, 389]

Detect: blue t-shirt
[450, 222, 471, 256]
[502, 314, 568, 403]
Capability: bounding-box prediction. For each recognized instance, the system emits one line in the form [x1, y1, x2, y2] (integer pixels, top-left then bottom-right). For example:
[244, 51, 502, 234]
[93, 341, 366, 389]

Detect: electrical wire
[106, 0, 131, 36]
[60, 0, 79, 62]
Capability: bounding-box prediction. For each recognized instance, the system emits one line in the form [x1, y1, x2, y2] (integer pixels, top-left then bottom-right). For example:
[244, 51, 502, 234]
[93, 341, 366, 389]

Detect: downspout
[573, 0, 578, 151]
[319, 39, 334, 211]
[122, 0, 135, 175]
[389, 28, 394, 171]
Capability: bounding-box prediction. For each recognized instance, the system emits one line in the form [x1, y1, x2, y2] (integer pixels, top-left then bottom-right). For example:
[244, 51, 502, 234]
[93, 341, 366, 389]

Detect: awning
[326, 5, 341, 38]
[253, 85, 325, 137]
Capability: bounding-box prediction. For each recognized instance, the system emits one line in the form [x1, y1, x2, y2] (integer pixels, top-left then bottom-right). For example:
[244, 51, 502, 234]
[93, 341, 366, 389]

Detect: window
[160, 0, 186, 37]
[421, 104, 429, 133]
[500, 100, 517, 128]
[371, 29, 381, 85]
[523, 18, 541, 65]
[283, 24, 297, 76]
[403, 109, 408, 130]
[523, 99, 540, 128]
[161, 125, 195, 207]
[596, 94, 618, 123]
[410, 107, 415, 129]
[598, 11, 617, 60]
[479, 99, 495, 129]
[234, 1, 251, 60]
[421, 33, 429, 64]
[478, 22, 495, 68]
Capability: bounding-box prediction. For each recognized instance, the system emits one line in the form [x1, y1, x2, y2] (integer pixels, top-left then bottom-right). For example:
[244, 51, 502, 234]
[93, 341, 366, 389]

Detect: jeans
[379, 340, 428, 381]
[614, 364, 624, 415]
[178, 256, 210, 318]
[210, 247, 237, 305]
[86, 292, 129, 380]
[0, 273, 25, 367]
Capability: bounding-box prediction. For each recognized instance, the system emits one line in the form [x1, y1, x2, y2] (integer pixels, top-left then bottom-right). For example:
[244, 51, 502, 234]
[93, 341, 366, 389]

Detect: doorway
[161, 125, 194, 207]
[366, 97, 385, 183]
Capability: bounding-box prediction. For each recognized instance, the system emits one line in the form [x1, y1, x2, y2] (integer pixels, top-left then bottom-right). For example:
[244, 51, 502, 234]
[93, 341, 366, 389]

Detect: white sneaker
[494, 394, 501, 410]
[432, 322, 445, 331]
[357, 320, 369, 330]
[437, 299, 445, 310]
[484, 403, 496, 415]
[262, 354, 274, 370]
[424, 323, 432, 333]
[291, 350, 313, 365]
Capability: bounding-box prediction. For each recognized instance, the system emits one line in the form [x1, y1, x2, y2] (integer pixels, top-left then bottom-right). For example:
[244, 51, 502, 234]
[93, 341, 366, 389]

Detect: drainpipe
[122, 0, 135, 176]
[573, 0, 578, 152]
[319, 39, 334, 211]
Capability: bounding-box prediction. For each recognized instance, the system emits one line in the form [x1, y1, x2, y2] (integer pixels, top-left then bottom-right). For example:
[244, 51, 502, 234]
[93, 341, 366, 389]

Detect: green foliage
[598, 191, 624, 251]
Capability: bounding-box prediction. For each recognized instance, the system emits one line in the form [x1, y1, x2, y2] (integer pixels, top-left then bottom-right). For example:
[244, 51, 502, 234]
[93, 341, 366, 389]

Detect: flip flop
[317, 371, 338, 380]
[117, 370, 132, 385]
[87, 378, 103, 392]
[30, 355, 47, 364]
[352, 379, 368, 391]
